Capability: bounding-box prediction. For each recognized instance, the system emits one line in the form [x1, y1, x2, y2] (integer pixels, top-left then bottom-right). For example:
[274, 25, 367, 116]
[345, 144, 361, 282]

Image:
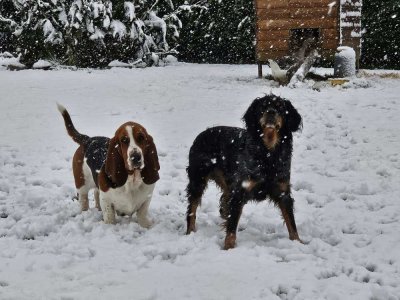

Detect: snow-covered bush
[0, 0, 64, 67]
[62, 0, 113, 67]
[0, 0, 182, 67]
[173, 1, 209, 62]
[175, 0, 255, 63]
[362, 0, 400, 69]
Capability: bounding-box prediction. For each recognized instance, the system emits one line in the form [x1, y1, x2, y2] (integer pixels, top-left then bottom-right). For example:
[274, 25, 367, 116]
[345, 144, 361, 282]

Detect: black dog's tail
[57, 103, 90, 146]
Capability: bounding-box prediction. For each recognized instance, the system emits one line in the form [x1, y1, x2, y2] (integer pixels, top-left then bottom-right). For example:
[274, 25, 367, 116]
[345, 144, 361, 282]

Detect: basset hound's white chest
[100, 173, 155, 217]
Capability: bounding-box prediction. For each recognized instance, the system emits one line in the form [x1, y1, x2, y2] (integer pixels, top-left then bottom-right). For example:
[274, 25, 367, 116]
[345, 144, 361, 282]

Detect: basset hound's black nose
[129, 151, 142, 165]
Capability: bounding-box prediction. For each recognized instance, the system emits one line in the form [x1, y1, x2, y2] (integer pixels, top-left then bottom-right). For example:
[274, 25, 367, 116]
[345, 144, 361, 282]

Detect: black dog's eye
[121, 136, 130, 144]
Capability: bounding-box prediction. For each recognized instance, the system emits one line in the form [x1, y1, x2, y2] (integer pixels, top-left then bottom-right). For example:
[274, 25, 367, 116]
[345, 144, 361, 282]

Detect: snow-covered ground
[0, 64, 399, 300]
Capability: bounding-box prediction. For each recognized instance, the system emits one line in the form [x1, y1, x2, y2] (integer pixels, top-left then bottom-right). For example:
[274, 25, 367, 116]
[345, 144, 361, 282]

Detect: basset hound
[58, 104, 160, 227]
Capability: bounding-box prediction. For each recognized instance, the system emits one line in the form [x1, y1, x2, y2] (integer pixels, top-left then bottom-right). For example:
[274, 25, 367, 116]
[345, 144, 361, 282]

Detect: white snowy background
[0, 63, 399, 299]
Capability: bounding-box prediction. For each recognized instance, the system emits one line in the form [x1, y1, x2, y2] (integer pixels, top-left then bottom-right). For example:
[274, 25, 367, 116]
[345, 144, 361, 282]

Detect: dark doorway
[289, 28, 320, 57]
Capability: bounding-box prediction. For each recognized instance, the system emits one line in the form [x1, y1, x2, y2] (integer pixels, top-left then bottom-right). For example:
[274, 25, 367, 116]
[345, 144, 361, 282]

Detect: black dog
[185, 94, 303, 249]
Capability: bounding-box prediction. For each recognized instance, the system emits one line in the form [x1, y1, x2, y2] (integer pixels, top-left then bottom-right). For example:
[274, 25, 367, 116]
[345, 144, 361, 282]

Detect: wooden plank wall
[255, 0, 342, 62]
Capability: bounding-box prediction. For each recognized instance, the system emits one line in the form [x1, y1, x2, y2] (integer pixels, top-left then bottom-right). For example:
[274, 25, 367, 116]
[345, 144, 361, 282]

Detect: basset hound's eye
[120, 136, 130, 144]
[136, 133, 145, 143]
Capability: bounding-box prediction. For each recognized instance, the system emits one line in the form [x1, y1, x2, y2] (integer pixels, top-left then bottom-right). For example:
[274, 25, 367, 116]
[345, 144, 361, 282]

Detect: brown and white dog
[58, 104, 160, 227]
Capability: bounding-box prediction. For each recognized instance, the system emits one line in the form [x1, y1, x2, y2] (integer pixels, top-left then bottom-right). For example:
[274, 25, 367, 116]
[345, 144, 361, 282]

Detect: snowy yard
[0, 64, 399, 299]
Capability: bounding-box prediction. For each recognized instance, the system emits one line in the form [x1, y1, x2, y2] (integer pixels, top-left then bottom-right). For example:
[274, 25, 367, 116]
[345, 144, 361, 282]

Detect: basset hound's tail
[57, 103, 90, 146]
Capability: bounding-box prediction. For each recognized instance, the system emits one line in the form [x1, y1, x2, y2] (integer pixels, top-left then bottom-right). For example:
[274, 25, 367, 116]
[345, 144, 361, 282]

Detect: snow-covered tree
[62, 0, 113, 67]
[0, 0, 64, 67]
[0, 1, 15, 53]
[173, 1, 209, 62]
[0, 0, 182, 67]
[362, 0, 400, 69]
[204, 0, 254, 63]
[174, 0, 255, 63]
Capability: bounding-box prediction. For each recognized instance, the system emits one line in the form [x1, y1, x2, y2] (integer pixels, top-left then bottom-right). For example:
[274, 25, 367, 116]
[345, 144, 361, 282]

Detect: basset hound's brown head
[105, 122, 160, 187]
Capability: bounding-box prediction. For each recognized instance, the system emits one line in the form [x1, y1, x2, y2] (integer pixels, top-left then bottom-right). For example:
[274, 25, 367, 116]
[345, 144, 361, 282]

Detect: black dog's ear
[243, 97, 262, 133]
[284, 100, 302, 132]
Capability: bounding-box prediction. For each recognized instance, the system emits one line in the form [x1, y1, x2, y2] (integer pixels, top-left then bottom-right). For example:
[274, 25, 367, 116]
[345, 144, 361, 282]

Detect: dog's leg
[102, 203, 116, 224]
[223, 188, 245, 250]
[94, 188, 101, 211]
[219, 193, 230, 220]
[185, 178, 207, 234]
[210, 170, 230, 220]
[137, 202, 152, 228]
[186, 197, 200, 234]
[137, 186, 155, 229]
[137, 199, 153, 228]
[271, 182, 303, 243]
[100, 194, 116, 224]
[224, 203, 244, 250]
[78, 187, 90, 211]
[278, 195, 302, 242]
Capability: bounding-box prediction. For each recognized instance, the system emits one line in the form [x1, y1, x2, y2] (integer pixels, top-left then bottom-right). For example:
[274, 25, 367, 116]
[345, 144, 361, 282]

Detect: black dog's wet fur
[185, 94, 303, 248]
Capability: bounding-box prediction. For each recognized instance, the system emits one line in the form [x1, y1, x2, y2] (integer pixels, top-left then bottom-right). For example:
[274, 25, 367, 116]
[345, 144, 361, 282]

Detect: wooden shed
[255, 0, 362, 77]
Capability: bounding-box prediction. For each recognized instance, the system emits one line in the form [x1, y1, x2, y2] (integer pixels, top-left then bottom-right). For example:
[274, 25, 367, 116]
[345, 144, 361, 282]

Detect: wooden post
[258, 63, 263, 78]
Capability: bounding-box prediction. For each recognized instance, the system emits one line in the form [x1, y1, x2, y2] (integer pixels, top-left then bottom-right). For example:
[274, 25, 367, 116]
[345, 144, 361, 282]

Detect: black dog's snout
[130, 151, 142, 164]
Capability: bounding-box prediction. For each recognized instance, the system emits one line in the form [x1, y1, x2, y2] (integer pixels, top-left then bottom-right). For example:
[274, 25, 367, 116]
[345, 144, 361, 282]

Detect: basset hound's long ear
[105, 136, 128, 187]
[141, 134, 160, 185]
[284, 99, 302, 132]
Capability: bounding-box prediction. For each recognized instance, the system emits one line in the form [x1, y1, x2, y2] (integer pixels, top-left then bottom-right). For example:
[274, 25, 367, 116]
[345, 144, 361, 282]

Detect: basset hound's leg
[137, 199, 152, 229]
[136, 184, 155, 229]
[100, 193, 116, 224]
[94, 188, 101, 211]
[78, 186, 90, 211]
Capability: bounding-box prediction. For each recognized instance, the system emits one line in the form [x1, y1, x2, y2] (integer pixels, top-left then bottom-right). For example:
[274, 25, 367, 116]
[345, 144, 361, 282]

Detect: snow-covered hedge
[361, 0, 400, 69]
[0, 0, 255, 67]
[0, 0, 181, 67]
[1, 0, 399, 69]
[175, 0, 255, 64]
